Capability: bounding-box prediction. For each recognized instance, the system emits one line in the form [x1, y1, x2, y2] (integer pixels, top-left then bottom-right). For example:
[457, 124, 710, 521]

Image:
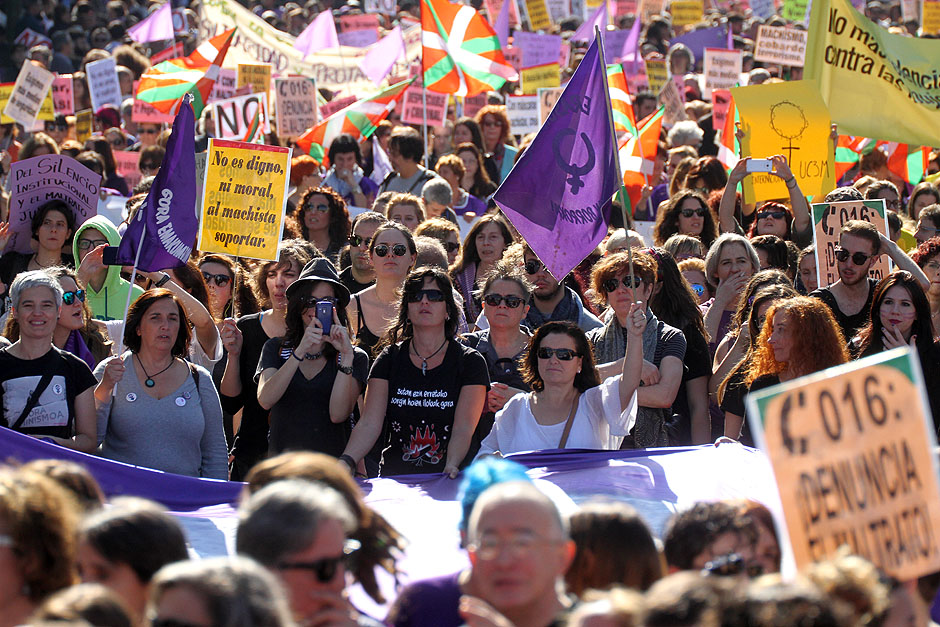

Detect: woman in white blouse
[477, 307, 644, 457]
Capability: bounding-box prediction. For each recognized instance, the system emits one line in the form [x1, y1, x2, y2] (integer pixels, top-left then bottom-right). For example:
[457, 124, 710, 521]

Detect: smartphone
[746, 158, 774, 173]
[315, 300, 333, 335]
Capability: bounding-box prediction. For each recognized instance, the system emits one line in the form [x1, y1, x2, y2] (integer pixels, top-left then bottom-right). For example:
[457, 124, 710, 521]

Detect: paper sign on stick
[400, 87, 447, 126]
[209, 68, 237, 103]
[213, 92, 270, 142]
[538, 86, 564, 123]
[733, 80, 833, 203]
[658, 78, 688, 126]
[14, 28, 52, 49]
[463, 94, 488, 118]
[0, 83, 56, 125]
[86, 57, 122, 112]
[812, 199, 891, 289]
[703, 48, 742, 98]
[51, 75, 74, 115]
[747, 347, 940, 580]
[754, 25, 808, 66]
[236, 63, 273, 98]
[712, 89, 731, 132]
[781, 0, 809, 23]
[923, 0, 940, 34]
[513, 31, 563, 68]
[525, 0, 553, 30]
[3, 61, 55, 129]
[506, 94, 541, 135]
[521, 63, 561, 94]
[198, 139, 292, 261]
[645, 58, 668, 94]
[274, 77, 318, 138]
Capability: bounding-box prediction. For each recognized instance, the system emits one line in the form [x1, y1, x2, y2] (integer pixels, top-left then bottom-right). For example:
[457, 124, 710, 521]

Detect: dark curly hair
[520, 321, 600, 393]
[294, 186, 350, 246]
[378, 266, 461, 352]
[911, 236, 940, 268]
[198, 253, 260, 319]
[283, 279, 351, 361]
[653, 189, 718, 250]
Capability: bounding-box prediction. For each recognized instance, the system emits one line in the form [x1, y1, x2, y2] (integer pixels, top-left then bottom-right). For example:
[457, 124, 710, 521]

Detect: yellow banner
[521, 63, 561, 94]
[732, 80, 834, 203]
[197, 139, 291, 261]
[805, 0, 940, 146]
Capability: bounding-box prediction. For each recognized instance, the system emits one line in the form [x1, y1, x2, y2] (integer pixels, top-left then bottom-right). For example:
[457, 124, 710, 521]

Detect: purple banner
[671, 25, 729, 66]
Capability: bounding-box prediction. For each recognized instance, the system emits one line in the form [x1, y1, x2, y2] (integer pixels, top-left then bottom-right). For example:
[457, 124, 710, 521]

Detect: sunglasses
[483, 293, 524, 308]
[703, 553, 764, 578]
[444, 241, 460, 253]
[524, 259, 545, 275]
[690, 283, 706, 297]
[834, 247, 873, 265]
[77, 238, 110, 250]
[537, 347, 581, 361]
[603, 276, 643, 293]
[201, 271, 231, 287]
[121, 271, 149, 285]
[62, 289, 85, 305]
[302, 296, 336, 309]
[138, 128, 160, 135]
[374, 243, 408, 258]
[406, 288, 446, 303]
[482, 119, 503, 128]
[304, 203, 330, 213]
[680, 208, 707, 218]
[276, 539, 360, 583]
[756, 210, 786, 220]
[348, 234, 371, 247]
[140, 162, 159, 170]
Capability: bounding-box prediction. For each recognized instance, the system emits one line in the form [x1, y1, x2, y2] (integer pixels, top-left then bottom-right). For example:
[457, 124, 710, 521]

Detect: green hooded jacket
[72, 216, 144, 321]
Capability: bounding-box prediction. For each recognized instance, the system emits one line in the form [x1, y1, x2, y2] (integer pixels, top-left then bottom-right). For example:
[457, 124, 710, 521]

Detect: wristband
[154, 273, 171, 288]
[338, 454, 357, 472]
[337, 363, 353, 375]
[291, 350, 303, 362]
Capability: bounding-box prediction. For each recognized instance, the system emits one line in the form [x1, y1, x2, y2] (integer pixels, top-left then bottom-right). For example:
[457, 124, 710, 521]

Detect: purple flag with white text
[492, 36, 617, 282]
[113, 97, 197, 272]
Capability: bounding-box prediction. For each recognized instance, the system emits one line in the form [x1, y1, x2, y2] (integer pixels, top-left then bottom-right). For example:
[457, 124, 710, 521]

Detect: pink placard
[52, 75, 74, 115]
[113, 150, 142, 192]
[339, 14, 380, 32]
[462, 93, 487, 118]
[400, 87, 447, 126]
[209, 68, 237, 103]
[320, 95, 357, 117]
[712, 89, 732, 133]
[131, 80, 173, 124]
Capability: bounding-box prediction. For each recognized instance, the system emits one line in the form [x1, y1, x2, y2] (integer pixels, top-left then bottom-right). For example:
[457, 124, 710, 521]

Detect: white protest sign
[86, 57, 123, 112]
[546, 0, 570, 22]
[754, 25, 808, 67]
[2, 61, 55, 129]
[365, 0, 398, 14]
[14, 28, 52, 49]
[400, 87, 447, 126]
[213, 92, 269, 142]
[506, 94, 541, 135]
[274, 76, 318, 138]
[703, 48, 743, 98]
[658, 78, 688, 126]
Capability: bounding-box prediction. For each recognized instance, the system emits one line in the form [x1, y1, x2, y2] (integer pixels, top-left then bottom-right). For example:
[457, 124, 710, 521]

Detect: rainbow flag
[606, 64, 637, 136]
[619, 106, 665, 214]
[421, 0, 517, 97]
[295, 78, 414, 164]
[136, 29, 236, 117]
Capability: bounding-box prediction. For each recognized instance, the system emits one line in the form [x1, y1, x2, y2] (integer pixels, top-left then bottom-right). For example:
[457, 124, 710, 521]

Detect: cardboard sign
[462, 93, 488, 118]
[365, 0, 398, 15]
[525, 0, 553, 30]
[703, 48, 742, 98]
[2, 61, 55, 129]
[320, 95, 357, 117]
[113, 150, 143, 193]
[213, 92, 269, 142]
[900, 0, 918, 23]
[640, 0, 665, 18]
[132, 80, 174, 124]
[75, 109, 93, 144]
[172, 7, 190, 35]
[733, 80, 833, 203]
[6, 156, 101, 254]
[208, 68, 237, 104]
[14, 28, 52, 49]
[86, 57, 122, 113]
[712, 88, 732, 133]
[400, 87, 447, 126]
[559, 42, 571, 68]
[236, 63, 272, 98]
[754, 25, 808, 66]
[198, 139, 292, 261]
[513, 31, 563, 68]
[151, 41, 184, 65]
[747, 348, 940, 580]
[521, 63, 561, 94]
[614, 0, 639, 15]
[506, 94, 541, 135]
[670, 0, 704, 27]
[339, 14, 380, 32]
[547, 0, 571, 22]
[750, 0, 776, 18]
[645, 58, 668, 94]
[274, 77, 318, 138]
[504, 47, 523, 75]
[781, 0, 810, 23]
[811, 199, 891, 289]
[923, 0, 940, 34]
[538, 86, 565, 124]
[658, 78, 688, 126]
[51, 75, 74, 115]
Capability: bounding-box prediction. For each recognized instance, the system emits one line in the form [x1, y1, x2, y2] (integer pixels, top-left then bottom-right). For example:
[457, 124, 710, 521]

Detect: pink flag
[493, 0, 510, 49]
[296, 11, 340, 58]
[359, 26, 406, 86]
[127, 2, 174, 44]
[571, 2, 608, 42]
[620, 16, 641, 70]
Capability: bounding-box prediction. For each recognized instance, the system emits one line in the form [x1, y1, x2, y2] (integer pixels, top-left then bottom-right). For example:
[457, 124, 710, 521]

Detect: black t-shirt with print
[0, 346, 97, 439]
[370, 339, 489, 476]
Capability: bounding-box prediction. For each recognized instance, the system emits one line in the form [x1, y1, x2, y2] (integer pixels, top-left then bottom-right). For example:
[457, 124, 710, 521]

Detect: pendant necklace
[411, 339, 447, 376]
[137, 355, 174, 388]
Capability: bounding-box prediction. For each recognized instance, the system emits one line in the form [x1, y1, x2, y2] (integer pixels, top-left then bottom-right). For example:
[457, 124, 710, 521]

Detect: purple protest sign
[670, 25, 728, 65]
[512, 31, 563, 68]
[6, 155, 100, 254]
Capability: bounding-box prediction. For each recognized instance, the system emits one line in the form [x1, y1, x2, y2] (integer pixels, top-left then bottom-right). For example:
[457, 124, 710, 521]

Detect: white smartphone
[746, 158, 774, 173]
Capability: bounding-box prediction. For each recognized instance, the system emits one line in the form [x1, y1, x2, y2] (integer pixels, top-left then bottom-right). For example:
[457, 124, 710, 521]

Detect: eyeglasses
[834, 247, 874, 265]
[703, 553, 764, 578]
[536, 347, 581, 361]
[690, 283, 706, 297]
[302, 296, 336, 309]
[276, 539, 360, 583]
[348, 234, 371, 248]
[304, 202, 330, 213]
[201, 271, 231, 287]
[406, 288, 446, 303]
[77, 238, 110, 250]
[483, 293, 524, 308]
[62, 290, 86, 305]
[469, 533, 560, 561]
[882, 198, 900, 210]
[524, 259, 545, 275]
[138, 128, 160, 135]
[756, 210, 786, 220]
[374, 243, 408, 258]
[602, 276, 643, 293]
[680, 208, 707, 218]
[444, 241, 460, 254]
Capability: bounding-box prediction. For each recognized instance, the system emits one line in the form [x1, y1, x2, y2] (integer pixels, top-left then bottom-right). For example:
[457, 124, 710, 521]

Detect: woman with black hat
[255, 257, 370, 457]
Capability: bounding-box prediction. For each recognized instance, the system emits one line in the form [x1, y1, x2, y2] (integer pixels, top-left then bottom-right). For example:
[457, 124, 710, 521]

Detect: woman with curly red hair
[911, 236, 940, 337]
[474, 105, 517, 183]
[290, 186, 350, 266]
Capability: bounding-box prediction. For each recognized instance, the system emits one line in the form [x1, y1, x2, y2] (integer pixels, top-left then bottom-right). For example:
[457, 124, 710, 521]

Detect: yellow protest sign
[805, 0, 940, 146]
[525, 0, 552, 31]
[670, 0, 704, 27]
[75, 109, 93, 144]
[923, 0, 940, 34]
[732, 80, 833, 203]
[521, 63, 561, 94]
[236, 63, 273, 97]
[0, 82, 55, 125]
[747, 348, 940, 580]
[811, 199, 890, 289]
[198, 139, 291, 261]
[645, 59, 668, 95]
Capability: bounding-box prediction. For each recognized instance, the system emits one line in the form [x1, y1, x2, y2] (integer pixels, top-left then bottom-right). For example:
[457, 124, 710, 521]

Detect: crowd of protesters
[1, 0, 940, 623]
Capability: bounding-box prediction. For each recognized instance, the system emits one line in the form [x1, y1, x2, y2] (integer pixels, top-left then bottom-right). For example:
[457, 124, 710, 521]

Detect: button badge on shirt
[175, 396, 187, 407]
[126, 393, 137, 402]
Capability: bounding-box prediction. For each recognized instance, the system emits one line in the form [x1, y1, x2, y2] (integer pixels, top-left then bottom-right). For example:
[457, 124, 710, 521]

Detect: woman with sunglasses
[653, 190, 718, 251]
[347, 223, 416, 359]
[291, 186, 351, 266]
[589, 251, 684, 448]
[41, 267, 110, 369]
[475, 105, 517, 184]
[255, 258, 369, 457]
[477, 310, 642, 457]
[198, 254, 260, 323]
[451, 214, 515, 323]
[340, 267, 489, 477]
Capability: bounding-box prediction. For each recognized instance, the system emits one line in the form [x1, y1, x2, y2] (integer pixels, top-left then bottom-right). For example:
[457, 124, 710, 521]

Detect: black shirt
[810, 278, 878, 343]
[340, 266, 374, 296]
[669, 324, 712, 445]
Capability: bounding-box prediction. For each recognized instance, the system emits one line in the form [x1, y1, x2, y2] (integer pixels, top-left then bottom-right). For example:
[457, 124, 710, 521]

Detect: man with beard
[340, 212, 385, 295]
[521, 245, 602, 333]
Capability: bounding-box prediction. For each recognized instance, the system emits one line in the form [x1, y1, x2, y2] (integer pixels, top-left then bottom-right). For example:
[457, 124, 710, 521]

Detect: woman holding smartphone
[256, 258, 370, 457]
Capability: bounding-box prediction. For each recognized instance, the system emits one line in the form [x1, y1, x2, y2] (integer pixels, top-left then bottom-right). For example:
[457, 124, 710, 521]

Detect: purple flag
[127, 2, 174, 44]
[112, 97, 197, 272]
[571, 3, 608, 42]
[493, 0, 510, 49]
[726, 24, 734, 49]
[296, 10, 339, 58]
[670, 25, 727, 64]
[493, 36, 617, 282]
[359, 25, 405, 86]
[620, 17, 641, 71]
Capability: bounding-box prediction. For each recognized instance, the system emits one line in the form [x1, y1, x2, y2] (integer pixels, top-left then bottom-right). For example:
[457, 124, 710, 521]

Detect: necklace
[411, 338, 447, 376]
[137, 354, 175, 388]
[304, 351, 322, 360]
[31, 254, 57, 269]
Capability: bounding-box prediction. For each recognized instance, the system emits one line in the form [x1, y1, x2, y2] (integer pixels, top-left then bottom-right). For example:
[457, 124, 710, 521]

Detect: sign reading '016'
[747, 348, 940, 580]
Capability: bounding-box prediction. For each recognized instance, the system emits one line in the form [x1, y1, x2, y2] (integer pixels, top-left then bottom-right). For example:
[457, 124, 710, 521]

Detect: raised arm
[770, 155, 811, 236]
[620, 303, 645, 412]
[719, 159, 749, 234]
[878, 232, 930, 289]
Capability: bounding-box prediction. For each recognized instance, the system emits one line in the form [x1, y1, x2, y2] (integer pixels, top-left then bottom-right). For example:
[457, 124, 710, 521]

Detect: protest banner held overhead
[273, 77, 319, 139]
[812, 199, 891, 289]
[748, 348, 940, 580]
[198, 139, 292, 261]
[2, 61, 55, 129]
[212, 92, 270, 142]
[754, 25, 808, 66]
[85, 57, 123, 113]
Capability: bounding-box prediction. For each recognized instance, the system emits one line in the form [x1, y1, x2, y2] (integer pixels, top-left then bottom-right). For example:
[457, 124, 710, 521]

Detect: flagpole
[596, 26, 636, 288]
[422, 84, 430, 169]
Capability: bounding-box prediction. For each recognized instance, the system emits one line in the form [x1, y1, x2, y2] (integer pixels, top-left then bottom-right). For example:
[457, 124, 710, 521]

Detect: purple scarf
[64, 329, 96, 370]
